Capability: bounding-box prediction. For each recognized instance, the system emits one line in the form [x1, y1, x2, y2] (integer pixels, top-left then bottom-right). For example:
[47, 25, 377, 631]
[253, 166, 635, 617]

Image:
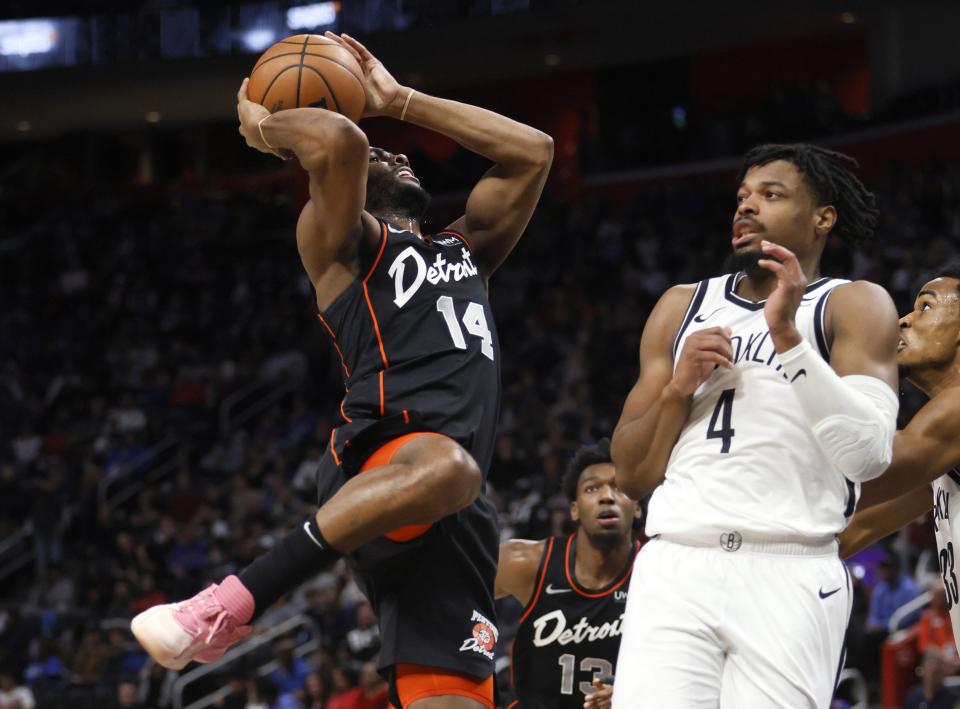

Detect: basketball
[248, 34, 366, 122]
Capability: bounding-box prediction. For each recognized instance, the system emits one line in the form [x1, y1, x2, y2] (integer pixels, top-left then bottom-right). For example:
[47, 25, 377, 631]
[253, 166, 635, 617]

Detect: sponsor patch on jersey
[460, 610, 498, 660]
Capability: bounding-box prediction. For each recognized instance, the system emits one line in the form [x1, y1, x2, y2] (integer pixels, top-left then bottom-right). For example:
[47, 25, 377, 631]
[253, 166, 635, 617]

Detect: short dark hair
[562, 438, 612, 502]
[938, 259, 960, 292]
[737, 143, 879, 248]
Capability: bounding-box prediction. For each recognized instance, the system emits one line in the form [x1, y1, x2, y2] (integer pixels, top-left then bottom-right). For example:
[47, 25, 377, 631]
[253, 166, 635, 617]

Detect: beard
[365, 172, 431, 222]
[724, 249, 774, 280]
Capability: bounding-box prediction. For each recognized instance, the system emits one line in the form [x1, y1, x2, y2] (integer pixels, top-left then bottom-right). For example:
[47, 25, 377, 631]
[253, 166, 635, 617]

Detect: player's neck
[573, 531, 632, 589]
[735, 256, 821, 302]
[911, 363, 960, 398]
[381, 213, 421, 236]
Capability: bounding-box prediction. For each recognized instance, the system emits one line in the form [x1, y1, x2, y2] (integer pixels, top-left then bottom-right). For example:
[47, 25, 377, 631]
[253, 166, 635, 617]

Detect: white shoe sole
[131, 604, 196, 671]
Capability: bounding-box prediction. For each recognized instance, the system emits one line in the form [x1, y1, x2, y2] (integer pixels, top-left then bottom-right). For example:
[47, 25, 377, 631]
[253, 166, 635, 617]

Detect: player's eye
[921, 302, 932, 311]
[370, 156, 379, 162]
[736, 194, 747, 203]
[765, 191, 780, 199]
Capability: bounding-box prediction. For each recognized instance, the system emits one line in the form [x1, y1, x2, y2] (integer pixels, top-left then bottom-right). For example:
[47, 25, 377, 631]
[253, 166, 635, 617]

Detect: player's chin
[586, 526, 626, 545]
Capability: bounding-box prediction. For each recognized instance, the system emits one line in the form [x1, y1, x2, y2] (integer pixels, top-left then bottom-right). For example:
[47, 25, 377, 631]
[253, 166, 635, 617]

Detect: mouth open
[396, 168, 419, 182]
[897, 338, 907, 352]
[597, 510, 620, 527]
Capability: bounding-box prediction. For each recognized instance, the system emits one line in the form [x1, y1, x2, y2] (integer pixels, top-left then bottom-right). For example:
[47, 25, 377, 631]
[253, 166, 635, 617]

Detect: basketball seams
[258, 64, 298, 106]
[295, 35, 308, 108]
[299, 64, 341, 112]
[252, 51, 364, 87]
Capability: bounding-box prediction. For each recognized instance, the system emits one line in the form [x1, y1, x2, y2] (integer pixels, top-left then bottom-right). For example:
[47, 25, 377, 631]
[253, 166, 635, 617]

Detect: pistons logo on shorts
[460, 610, 499, 660]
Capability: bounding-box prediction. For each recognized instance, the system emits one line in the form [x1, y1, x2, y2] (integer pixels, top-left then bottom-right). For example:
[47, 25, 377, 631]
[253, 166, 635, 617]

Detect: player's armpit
[495, 539, 545, 605]
[611, 285, 695, 500]
[858, 393, 960, 509]
[839, 484, 931, 558]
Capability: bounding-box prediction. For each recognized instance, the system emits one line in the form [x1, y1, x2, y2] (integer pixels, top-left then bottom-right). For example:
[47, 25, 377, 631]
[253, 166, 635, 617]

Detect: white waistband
[655, 532, 838, 557]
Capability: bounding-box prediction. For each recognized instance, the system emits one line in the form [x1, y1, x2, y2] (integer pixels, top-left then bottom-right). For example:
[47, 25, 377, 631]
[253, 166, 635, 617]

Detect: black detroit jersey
[510, 534, 639, 709]
[318, 219, 501, 475]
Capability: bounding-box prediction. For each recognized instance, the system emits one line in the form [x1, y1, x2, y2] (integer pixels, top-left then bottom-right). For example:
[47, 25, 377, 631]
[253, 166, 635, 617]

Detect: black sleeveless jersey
[318, 219, 501, 475]
[510, 534, 639, 709]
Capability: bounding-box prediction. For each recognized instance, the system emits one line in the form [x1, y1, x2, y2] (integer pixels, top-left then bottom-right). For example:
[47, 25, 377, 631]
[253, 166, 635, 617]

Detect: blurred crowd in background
[1, 70, 960, 708]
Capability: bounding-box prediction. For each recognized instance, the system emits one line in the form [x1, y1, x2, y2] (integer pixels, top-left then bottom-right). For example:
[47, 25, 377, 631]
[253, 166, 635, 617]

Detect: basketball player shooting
[496, 440, 641, 709]
[131, 32, 553, 709]
[838, 262, 960, 587]
[610, 144, 900, 708]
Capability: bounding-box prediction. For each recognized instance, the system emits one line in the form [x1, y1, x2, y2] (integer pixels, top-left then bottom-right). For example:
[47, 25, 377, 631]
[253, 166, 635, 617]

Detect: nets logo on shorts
[459, 610, 499, 660]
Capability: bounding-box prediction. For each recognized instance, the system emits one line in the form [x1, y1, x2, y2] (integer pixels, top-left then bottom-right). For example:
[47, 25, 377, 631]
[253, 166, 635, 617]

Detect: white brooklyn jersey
[646, 272, 857, 543]
[932, 470, 960, 650]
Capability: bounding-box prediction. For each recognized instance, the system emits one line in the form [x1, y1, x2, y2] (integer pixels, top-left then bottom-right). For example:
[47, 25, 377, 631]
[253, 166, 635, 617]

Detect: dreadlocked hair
[737, 143, 879, 249]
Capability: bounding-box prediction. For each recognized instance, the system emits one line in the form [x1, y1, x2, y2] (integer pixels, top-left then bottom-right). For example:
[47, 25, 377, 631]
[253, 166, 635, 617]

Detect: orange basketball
[247, 34, 365, 122]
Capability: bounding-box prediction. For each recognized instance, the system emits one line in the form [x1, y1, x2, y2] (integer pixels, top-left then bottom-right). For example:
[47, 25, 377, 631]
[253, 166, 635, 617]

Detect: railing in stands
[219, 376, 300, 436]
[97, 435, 184, 511]
[0, 522, 34, 583]
[172, 613, 321, 709]
[836, 668, 868, 708]
[888, 590, 932, 633]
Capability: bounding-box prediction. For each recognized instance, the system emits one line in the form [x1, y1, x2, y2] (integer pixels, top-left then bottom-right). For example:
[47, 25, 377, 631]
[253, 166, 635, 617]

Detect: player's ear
[814, 205, 836, 238]
[570, 501, 579, 523]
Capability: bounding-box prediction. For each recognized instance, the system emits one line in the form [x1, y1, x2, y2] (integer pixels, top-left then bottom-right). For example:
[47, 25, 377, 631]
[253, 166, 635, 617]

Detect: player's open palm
[672, 327, 734, 396]
[324, 32, 401, 118]
[758, 240, 806, 337]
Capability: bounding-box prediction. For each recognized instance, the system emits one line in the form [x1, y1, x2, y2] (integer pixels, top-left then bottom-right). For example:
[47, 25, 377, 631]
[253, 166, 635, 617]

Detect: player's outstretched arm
[237, 79, 378, 306]
[495, 539, 545, 605]
[838, 484, 931, 558]
[857, 393, 960, 510]
[611, 285, 733, 500]
[759, 241, 900, 484]
[327, 32, 554, 276]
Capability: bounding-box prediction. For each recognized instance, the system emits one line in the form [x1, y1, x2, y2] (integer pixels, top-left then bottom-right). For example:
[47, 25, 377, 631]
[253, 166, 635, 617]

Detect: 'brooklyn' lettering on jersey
[646, 272, 858, 544]
[510, 535, 639, 709]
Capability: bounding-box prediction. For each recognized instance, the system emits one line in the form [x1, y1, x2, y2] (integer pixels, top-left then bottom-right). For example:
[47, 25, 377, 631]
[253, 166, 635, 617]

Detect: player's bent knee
[417, 441, 483, 519]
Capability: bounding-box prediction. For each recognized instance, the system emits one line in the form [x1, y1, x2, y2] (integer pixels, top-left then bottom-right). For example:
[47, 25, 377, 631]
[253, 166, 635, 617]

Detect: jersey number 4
[706, 388, 736, 453]
[558, 654, 612, 697]
[436, 295, 494, 360]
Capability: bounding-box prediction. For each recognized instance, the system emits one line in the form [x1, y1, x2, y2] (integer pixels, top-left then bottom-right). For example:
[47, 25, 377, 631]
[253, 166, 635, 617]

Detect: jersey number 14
[436, 295, 494, 360]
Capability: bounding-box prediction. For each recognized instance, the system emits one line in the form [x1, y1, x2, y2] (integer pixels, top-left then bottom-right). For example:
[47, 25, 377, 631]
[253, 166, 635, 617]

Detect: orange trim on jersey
[363, 222, 390, 369]
[402, 409, 409, 424]
[329, 430, 341, 466]
[507, 702, 519, 709]
[316, 313, 350, 379]
[393, 663, 494, 709]
[359, 431, 443, 542]
[518, 537, 555, 624]
[435, 229, 473, 251]
[378, 370, 385, 416]
[338, 398, 352, 424]
[563, 534, 638, 599]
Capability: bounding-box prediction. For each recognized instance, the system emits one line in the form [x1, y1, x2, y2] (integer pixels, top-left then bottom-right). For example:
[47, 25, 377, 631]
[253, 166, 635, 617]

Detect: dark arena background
[1, 1, 959, 708]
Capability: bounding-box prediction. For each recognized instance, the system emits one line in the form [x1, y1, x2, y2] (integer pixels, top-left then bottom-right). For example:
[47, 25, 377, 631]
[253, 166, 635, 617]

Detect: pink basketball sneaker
[131, 575, 254, 670]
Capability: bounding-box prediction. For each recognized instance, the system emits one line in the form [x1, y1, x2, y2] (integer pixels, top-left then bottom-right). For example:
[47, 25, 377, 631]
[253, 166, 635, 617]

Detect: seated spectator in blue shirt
[868, 556, 921, 632]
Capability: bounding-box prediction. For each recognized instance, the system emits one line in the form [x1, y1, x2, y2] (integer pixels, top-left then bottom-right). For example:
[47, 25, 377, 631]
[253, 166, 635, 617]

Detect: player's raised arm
[495, 539, 545, 605]
[611, 285, 733, 500]
[237, 79, 378, 306]
[857, 395, 960, 509]
[759, 241, 900, 484]
[328, 32, 553, 276]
